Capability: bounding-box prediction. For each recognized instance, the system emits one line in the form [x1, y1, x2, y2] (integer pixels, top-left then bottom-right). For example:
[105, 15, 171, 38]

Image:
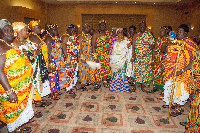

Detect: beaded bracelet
[6, 88, 15, 95]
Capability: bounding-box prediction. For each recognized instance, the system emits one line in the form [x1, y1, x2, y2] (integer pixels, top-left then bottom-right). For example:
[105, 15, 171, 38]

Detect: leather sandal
[170, 108, 182, 117]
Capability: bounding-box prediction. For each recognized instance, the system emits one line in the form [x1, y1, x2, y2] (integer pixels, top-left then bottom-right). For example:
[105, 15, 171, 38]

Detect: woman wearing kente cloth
[12, 22, 37, 65]
[28, 20, 51, 106]
[62, 24, 80, 92]
[153, 26, 169, 94]
[162, 24, 198, 117]
[78, 24, 95, 90]
[132, 21, 155, 92]
[44, 24, 66, 99]
[109, 28, 132, 92]
[184, 49, 200, 132]
[0, 19, 33, 132]
[91, 20, 111, 89]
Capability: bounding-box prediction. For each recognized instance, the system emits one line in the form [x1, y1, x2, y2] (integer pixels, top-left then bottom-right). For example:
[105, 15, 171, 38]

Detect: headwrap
[140, 21, 146, 25]
[0, 19, 11, 29]
[160, 26, 168, 30]
[47, 24, 58, 30]
[99, 20, 106, 24]
[29, 20, 40, 29]
[67, 24, 75, 28]
[12, 22, 27, 37]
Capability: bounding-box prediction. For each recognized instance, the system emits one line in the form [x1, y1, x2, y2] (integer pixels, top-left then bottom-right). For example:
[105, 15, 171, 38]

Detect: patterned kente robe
[95, 30, 111, 82]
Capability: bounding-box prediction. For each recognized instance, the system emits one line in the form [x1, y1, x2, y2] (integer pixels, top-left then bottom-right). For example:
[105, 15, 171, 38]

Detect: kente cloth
[185, 49, 200, 133]
[7, 98, 34, 132]
[95, 30, 111, 82]
[134, 31, 155, 84]
[109, 37, 132, 92]
[154, 36, 168, 90]
[0, 49, 33, 124]
[43, 34, 65, 90]
[65, 35, 80, 91]
[78, 33, 95, 85]
[26, 40, 50, 101]
[163, 37, 197, 99]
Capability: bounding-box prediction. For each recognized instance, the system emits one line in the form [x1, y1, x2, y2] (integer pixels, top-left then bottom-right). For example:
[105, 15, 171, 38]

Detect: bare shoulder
[61, 34, 69, 43]
[29, 34, 41, 44]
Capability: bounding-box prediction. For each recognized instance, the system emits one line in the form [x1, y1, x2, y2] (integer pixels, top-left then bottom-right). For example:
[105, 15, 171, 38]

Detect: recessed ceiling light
[135, 2, 137, 4]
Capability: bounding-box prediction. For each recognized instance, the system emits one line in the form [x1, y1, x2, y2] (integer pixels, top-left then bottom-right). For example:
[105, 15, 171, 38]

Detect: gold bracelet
[6, 88, 15, 95]
[49, 62, 55, 68]
[80, 54, 85, 60]
[66, 57, 70, 63]
[92, 53, 98, 59]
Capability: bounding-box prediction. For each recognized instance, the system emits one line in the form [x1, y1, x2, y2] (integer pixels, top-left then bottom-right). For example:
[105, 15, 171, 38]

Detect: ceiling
[40, 0, 199, 5]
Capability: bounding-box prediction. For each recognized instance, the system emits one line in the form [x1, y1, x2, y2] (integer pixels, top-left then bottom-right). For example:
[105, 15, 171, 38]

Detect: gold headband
[12, 22, 27, 37]
[99, 20, 106, 24]
[47, 24, 58, 30]
[29, 20, 40, 29]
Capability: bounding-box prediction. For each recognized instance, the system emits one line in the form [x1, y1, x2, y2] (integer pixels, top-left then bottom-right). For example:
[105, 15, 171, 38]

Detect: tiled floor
[0, 84, 189, 133]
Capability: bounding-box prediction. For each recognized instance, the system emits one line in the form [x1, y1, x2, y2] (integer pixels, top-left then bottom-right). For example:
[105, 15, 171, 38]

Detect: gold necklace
[0, 39, 23, 56]
[29, 32, 44, 43]
[81, 32, 90, 43]
[49, 33, 59, 42]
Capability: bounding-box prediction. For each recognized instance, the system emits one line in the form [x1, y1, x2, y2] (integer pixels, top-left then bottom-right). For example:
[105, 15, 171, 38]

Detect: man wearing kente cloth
[184, 49, 200, 132]
[91, 20, 111, 89]
[163, 24, 198, 117]
[132, 21, 155, 92]
[78, 24, 95, 90]
[153, 26, 169, 96]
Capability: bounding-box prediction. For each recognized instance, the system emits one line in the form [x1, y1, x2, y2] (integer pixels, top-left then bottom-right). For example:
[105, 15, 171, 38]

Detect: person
[61, 24, 79, 93]
[132, 21, 155, 92]
[0, 19, 33, 132]
[184, 49, 200, 132]
[12, 22, 37, 64]
[166, 26, 172, 35]
[89, 28, 95, 36]
[78, 24, 95, 90]
[44, 24, 66, 99]
[123, 28, 128, 37]
[91, 20, 111, 89]
[40, 22, 51, 38]
[162, 24, 198, 117]
[129, 25, 136, 39]
[128, 25, 136, 86]
[28, 20, 51, 106]
[109, 28, 132, 92]
[153, 26, 169, 94]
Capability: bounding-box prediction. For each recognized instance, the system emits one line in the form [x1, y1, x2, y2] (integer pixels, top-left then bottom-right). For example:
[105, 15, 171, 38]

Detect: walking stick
[167, 39, 185, 123]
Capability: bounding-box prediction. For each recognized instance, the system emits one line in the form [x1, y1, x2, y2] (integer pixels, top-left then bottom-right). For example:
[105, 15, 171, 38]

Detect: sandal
[67, 89, 76, 94]
[34, 111, 43, 118]
[35, 101, 49, 107]
[94, 83, 101, 89]
[80, 86, 88, 91]
[170, 108, 182, 117]
[180, 122, 186, 126]
[16, 127, 32, 133]
[130, 87, 136, 92]
[162, 105, 169, 108]
[103, 81, 109, 88]
[162, 105, 175, 109]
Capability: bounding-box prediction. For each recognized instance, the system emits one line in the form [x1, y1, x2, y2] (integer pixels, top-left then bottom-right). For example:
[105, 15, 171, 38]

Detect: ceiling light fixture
[135, 2, 137, 4]
[115, 2, 117, 3]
